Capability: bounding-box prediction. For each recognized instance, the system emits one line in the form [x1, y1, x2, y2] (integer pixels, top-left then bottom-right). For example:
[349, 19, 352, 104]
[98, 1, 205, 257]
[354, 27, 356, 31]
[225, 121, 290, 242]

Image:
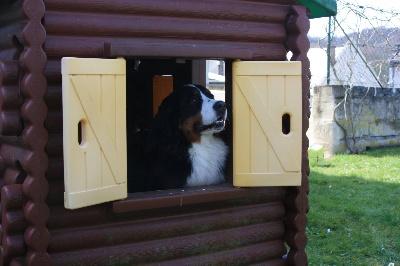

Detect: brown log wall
[0, 1, 29, 265]
[47, 188, 289, 265]
[42, 0, 299, 204]
[43, 0, 291, 60]
[0, 0, 311, 264]
[0, 0, 25, 138]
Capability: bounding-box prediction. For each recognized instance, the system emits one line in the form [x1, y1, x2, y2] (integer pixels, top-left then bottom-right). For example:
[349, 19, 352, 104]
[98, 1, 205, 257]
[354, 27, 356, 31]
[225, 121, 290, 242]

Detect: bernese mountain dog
[128, 84, 228, 192]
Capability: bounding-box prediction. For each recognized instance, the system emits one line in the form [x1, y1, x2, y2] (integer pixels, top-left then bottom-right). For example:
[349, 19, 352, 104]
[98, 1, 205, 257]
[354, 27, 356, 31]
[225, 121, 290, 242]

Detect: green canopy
[298, 0, 337, 18]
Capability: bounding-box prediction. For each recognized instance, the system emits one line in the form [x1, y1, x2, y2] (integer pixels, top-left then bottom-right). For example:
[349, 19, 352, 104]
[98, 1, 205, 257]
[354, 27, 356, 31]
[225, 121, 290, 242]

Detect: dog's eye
[190, 98, 198, 104]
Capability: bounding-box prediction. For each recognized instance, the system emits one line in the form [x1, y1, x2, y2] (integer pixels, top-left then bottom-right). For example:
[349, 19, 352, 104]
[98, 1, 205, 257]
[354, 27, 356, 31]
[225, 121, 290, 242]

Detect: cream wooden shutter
[233, 60, 302, 187]
[62, 57, 127, 209]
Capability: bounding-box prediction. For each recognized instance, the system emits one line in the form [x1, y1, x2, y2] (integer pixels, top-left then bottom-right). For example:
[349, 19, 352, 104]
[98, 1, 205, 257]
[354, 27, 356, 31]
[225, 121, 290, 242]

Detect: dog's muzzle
[195, 101, 227, 133]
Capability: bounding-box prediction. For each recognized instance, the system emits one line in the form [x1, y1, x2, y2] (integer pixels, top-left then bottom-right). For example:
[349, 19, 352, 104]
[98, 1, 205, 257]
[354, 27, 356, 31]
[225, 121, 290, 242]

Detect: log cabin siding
[0, 0, 311, 264]
[43, 0, 291, 60]
[42, 0, 298, 203]
[48, 197, 289, 264]
[42, 0, 296, 200]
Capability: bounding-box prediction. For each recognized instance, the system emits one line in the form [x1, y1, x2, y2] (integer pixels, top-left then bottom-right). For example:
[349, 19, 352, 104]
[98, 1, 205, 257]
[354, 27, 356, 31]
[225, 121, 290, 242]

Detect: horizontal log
[0, 82, 23, 135]
[1, 185, 26, 258]
[45, 0, 289, 23]
[42, 61, 63, 149]
[50, 222, 284, 265]
[45, 157, 63, 181]
[0, 85, 23, 109]
[45, 132, 63, 156]
[0, 1, 24, 26]
[44, 85, 62, 110]
[45, 35, 287, 60]
[46, 11, 285, 43]
[0, 142, 29, 162]
[2, 235, 26, 258]
[0, 49, 20, 62]
[49, 202, 285, 253]
[2, 211, 26, 235]
[47, 205, 107, 230]
[0, 61, 19, 84]
[43, 60, 62, 84]
[115, 186, 288, 212]
[104, 42, 253, 59]
[156, 241, 287, 266]
[242, 0, 296, 3]
[1, 167, 26, 186]
[1, 184, 23, 213]
[45, 112, 63, 135]
[0, 69, 22, 134]
[0, 110, 22, 136]
[0, 23, 25, 49]
[46, 180, 64, 206]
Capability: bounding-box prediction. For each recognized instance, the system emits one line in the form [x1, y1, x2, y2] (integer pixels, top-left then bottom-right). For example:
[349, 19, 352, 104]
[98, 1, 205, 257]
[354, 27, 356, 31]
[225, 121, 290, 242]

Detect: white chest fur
[186, 135, 228, 187]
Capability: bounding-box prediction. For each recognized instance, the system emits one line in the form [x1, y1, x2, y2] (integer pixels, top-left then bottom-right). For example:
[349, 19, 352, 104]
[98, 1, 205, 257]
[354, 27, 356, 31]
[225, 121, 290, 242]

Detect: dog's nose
[213, 101, 226, 111]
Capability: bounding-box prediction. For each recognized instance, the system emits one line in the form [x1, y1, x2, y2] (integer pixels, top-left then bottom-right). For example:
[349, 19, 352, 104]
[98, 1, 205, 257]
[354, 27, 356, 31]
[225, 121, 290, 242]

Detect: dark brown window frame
[113, 184, 287, 213]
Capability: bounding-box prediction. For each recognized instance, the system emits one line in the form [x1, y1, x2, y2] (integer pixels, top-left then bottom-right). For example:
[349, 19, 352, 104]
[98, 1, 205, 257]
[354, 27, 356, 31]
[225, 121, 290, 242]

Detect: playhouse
[0, 0, 335, 265]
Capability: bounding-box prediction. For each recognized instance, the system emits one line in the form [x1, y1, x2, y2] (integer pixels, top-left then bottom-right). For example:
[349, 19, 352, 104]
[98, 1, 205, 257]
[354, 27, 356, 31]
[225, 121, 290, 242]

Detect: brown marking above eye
[192, 89, 199, 96]
[180, 113, 202, 143]
[189, 89, 200, 104]
[190, 97, 198, 104]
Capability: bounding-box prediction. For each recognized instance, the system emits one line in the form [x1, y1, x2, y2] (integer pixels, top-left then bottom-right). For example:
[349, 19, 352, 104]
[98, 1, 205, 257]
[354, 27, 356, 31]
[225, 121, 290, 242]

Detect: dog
[128, 84, 228, 192]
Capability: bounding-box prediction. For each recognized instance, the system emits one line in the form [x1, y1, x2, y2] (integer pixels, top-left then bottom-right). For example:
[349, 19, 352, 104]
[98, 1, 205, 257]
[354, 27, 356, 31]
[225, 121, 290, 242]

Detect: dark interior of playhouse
[125, 59, 234, 189]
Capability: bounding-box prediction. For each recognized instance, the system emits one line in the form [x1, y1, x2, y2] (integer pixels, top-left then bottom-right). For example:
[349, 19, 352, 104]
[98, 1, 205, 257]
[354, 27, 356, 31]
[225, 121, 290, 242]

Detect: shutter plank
[62, 57, 127, 209]
[233, 61, 302, 187]
[236, 76, 299, 171]
[233, 83, 251, 175]
[70, 75, 126, 183]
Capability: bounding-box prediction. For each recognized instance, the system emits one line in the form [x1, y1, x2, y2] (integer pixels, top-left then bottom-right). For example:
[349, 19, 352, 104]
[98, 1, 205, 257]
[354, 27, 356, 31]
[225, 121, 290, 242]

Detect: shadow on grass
[312, 162, 333, 168]
[360, 146, 400, 158]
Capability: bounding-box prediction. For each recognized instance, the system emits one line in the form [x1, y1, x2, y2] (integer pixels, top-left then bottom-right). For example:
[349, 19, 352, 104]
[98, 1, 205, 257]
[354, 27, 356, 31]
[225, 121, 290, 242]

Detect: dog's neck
[186, 134, 228, 187]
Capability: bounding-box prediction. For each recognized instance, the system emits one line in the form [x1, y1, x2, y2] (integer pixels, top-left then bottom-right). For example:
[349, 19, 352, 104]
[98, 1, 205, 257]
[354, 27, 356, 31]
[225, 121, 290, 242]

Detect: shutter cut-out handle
[282, 113, 291, 135]
[78, 120, 84, 146]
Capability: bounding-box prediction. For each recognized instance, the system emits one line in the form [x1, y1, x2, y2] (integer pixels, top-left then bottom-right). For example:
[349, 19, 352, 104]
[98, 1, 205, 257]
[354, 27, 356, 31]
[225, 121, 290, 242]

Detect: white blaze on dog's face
[179, 84, 227, 142]
[183, 85, 228, 188]
[199, 89, 227, 134]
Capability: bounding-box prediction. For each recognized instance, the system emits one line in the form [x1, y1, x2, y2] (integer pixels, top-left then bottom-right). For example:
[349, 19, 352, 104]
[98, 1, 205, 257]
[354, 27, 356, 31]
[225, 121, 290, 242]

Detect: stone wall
[309, 85, 400, 156]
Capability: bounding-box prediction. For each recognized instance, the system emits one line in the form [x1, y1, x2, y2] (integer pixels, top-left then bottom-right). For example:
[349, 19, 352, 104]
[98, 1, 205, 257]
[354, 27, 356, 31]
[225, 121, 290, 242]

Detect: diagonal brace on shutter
[70, 76, 126, 183]
[235, 76, 300, 172]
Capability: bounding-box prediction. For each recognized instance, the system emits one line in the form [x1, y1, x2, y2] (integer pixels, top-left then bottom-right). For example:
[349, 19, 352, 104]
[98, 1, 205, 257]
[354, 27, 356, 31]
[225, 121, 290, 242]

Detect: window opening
[126, 59, 231, 194]
[207, 60, 225, 101]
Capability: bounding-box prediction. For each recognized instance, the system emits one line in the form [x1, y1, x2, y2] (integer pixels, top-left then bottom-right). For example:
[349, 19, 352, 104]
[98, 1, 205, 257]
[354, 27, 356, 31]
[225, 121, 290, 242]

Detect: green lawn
[306, 147, 400, 265]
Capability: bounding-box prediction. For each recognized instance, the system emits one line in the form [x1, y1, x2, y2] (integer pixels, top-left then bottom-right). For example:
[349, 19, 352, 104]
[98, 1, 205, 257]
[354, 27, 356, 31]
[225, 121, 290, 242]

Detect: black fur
[128, 84, 224, 192]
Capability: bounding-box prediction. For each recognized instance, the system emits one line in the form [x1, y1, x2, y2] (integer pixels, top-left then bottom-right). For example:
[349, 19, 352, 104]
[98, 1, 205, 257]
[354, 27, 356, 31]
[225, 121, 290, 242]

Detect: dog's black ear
[150, 89, 180, 137]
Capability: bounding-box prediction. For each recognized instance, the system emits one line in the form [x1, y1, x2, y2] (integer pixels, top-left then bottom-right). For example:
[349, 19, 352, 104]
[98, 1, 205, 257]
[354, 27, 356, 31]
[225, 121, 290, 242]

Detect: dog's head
[152, 84, 227, 142]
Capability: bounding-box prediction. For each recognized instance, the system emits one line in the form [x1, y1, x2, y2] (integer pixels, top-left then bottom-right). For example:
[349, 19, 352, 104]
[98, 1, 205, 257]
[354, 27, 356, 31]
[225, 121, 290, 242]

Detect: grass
[306, 147, 400, 266]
